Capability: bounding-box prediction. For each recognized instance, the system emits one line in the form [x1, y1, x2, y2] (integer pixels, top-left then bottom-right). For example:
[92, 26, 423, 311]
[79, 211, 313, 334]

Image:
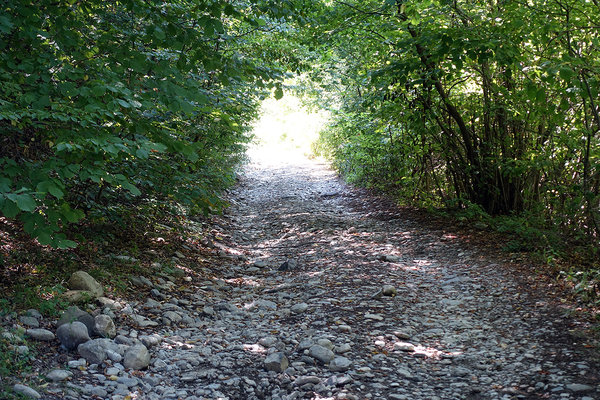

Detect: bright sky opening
[248, 95, 329, 166]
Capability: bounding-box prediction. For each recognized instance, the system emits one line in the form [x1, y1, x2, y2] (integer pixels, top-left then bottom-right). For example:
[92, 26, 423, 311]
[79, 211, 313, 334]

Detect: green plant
[0, 0, 305, 247]
[563, 269, 600, 305]
[10, 284, 68, 317]
[0, 331, 33, 379]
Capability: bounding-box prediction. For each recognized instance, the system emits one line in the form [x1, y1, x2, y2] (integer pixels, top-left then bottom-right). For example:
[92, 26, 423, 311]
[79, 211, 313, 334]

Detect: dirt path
[26, 148, 600, 400]
[199, 149, 600, 399]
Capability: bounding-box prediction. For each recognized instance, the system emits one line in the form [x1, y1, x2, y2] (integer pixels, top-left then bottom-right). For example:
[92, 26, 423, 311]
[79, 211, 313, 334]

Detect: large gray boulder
[93, 315, 116, 338]
[78, 340, 107, 364]
[57, 306, 94, 335]
[67, 271, 104, 298]
[123, 344, 150, 370]
[56, 321, 90, 350]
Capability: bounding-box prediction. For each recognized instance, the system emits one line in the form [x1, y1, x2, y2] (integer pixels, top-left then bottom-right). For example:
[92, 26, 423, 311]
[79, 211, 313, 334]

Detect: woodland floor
[3, 145, 600, 399]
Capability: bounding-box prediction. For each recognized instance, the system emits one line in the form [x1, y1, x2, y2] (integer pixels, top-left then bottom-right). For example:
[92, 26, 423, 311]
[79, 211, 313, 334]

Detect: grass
[0, 329, 36, 400]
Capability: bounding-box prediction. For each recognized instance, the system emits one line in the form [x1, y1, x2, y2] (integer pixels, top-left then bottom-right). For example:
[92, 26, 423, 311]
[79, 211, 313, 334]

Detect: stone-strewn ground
[6, 149, 600, 399]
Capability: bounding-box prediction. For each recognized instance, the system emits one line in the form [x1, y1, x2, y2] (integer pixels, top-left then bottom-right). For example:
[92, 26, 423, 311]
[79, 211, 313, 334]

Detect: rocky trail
[7, 150, 600, 400]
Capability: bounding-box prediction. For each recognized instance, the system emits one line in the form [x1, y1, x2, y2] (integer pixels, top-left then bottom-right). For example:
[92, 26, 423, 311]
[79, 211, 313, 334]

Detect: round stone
[56, 321, 91, 351]
[264, 352, 289, 373]
[329, 356, 352, 372]
[123, 344, 150, 370]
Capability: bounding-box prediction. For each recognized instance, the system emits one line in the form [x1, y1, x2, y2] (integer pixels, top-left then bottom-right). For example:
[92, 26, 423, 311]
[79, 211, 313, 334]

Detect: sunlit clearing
[249, 95, 329, 165]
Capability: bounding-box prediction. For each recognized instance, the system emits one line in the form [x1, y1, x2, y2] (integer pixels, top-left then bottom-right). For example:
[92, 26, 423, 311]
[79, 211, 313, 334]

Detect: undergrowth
[444, 201, 600, 305]
[0, 328, 36, 399]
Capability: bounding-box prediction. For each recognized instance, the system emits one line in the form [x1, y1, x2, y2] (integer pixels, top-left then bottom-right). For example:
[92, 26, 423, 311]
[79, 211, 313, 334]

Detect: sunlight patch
[249, 95, 329, 165]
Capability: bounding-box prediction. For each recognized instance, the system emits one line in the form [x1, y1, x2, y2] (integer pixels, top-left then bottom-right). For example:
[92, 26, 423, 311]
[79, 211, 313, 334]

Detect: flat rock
[19, 316, 39, 328]
[364, 313, 384, 321]
[394, 342, 416, 352]
[26, 329, 55, 341]
[566, 383, 594, 392]
[46, 369, 73, 382]
[97, 297, 122, 310]
[309, 345, 335, 364]
[329, 356, 352, 371]
[13, 384, 41, 399]
[140, 334, 162, 348]
[294, 375, 321, 386]
[129, 314, 159, 327]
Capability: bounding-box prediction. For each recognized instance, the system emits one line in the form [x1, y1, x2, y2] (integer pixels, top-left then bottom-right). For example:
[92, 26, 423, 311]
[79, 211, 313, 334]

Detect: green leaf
[525, 83, 537, 100]
[1, 200, 19, 218]
[56, 239, 77, 249]
[60, 203, 84, 223]
[0, 15, 14, 33]
[117, 99, 131, 108]
[36, 231, 53, 246]
[9, 194, 37, 212]
[274, 87, 284, 100]
[154, 27, 166, 40]
[121, 181, 141, 196]
[559, 67, 575, 81]
[48, 185, 64, 199]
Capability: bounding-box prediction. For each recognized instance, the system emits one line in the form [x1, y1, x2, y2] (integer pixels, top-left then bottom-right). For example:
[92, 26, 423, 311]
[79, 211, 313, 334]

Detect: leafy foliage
[0, 0, 305, 246]
[305, 0, 600, 252]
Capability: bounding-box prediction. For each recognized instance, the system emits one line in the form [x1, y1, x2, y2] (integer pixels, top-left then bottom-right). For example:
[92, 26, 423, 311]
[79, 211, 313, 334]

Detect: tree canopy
[305, 0, 600, 254]
[1, 0, 599, 258]
[0, 0, 308, 247]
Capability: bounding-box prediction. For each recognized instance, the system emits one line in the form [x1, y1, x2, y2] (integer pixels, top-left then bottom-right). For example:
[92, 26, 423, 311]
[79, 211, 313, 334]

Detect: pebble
[290, 302, 309, 313]
[382, 285, 397, 296]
